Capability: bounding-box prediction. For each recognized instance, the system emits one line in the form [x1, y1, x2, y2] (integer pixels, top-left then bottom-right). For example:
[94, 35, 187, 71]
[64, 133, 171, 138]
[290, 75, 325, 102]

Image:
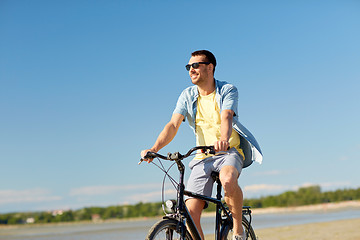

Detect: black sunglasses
[185, 62, 210, 71]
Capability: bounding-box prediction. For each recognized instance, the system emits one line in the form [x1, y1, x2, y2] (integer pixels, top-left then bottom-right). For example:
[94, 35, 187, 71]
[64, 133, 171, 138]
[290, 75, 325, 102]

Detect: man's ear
[209, 64, 215, 74]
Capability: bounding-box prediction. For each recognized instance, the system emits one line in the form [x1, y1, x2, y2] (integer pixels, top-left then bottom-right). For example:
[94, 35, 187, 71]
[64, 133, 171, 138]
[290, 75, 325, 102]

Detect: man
[141, 50, 262, 240]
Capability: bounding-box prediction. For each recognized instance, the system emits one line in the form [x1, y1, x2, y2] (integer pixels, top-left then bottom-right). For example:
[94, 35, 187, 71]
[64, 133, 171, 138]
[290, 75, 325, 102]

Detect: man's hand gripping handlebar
[138, 151, 159, 165]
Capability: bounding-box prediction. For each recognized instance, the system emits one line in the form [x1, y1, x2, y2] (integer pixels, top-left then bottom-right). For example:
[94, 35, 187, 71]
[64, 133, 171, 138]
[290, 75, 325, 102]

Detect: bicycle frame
[142, 146, 254, 240]
[168, 157, 233, 240]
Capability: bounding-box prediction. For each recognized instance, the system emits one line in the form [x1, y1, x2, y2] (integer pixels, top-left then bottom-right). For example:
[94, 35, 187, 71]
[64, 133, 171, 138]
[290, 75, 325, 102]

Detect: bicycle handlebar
[138, 146, 215, 165]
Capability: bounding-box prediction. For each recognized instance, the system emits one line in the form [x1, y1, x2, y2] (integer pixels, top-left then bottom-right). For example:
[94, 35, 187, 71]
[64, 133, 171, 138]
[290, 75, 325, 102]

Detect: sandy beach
[205, 218, 360, 240]
[205, 200, 360, 240]
[254, 218, 360, 240]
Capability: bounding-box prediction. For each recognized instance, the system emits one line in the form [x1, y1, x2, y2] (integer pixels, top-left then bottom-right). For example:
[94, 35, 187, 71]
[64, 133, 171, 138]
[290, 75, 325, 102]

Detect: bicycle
[139, 146, 257, 240]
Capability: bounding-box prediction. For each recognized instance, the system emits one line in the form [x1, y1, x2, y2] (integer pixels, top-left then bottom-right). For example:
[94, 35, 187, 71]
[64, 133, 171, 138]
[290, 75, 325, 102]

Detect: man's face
[187, 55, 212, 86]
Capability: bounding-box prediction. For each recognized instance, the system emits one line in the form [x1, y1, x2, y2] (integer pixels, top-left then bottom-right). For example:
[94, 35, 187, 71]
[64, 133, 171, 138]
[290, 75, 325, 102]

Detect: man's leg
[219, 165, 244, 236]
[185, 198, 206, 240]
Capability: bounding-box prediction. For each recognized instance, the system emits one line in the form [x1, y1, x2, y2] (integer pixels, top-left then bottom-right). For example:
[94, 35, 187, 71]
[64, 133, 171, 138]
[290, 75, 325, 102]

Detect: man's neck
[197, 78, 216, 96]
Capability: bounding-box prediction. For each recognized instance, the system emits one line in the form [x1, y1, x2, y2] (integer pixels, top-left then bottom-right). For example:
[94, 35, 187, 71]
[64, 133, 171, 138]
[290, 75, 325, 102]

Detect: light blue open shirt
[173, 79, 263, 167]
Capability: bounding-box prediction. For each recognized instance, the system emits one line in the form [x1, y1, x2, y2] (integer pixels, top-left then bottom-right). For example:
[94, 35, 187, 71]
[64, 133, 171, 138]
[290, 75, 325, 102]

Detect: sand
[205, 201, 360, 240]
[252, 200, 360, 239]
[205, 218, 360, 240]
[254, 218, 360, 240]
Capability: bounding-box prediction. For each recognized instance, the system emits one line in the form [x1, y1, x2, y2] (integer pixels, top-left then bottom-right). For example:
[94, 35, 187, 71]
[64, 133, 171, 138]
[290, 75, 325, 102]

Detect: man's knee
[186, 199, 205, 217]
[220, 166, 239, 192]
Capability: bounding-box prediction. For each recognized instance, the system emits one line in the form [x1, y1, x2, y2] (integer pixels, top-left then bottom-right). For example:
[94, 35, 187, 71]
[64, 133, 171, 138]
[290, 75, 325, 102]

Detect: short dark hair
[191, 50, 217, 73]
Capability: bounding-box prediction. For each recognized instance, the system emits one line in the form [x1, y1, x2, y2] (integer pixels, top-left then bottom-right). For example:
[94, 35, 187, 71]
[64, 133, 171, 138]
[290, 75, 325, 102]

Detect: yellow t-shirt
[194, 91, 244, 160]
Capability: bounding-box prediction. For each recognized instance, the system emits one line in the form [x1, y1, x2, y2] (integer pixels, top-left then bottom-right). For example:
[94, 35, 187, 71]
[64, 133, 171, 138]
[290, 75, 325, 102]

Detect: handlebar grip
[138, 152, 158, 165]
[144, 152, 158, 159]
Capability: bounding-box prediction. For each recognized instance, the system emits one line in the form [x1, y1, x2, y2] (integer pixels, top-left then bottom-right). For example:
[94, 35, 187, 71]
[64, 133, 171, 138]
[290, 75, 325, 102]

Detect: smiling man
[141, 50, 262, 240]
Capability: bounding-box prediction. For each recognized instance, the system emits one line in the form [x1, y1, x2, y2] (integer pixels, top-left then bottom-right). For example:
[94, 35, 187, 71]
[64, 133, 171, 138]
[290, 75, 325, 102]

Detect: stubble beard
[190, 72, 207, 86]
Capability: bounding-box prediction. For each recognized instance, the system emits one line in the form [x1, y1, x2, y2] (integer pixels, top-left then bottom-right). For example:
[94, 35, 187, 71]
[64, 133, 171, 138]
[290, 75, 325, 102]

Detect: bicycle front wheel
[146, 218, 193, 240]
[220, 217, 257, 240]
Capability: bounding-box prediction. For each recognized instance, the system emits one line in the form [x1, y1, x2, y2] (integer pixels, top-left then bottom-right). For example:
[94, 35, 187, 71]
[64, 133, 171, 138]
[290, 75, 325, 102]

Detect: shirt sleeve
[221, 84, 239, 116]
[173, 90, 188, 120]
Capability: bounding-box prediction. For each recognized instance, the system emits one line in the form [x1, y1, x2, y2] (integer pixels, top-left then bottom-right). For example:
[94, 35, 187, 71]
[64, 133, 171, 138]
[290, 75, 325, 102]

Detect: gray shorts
[185, 148, 244, 199]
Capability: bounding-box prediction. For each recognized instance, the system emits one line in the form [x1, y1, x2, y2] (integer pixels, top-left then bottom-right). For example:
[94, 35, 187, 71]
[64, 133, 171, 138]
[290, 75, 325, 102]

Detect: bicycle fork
[175, 159, 202, 240]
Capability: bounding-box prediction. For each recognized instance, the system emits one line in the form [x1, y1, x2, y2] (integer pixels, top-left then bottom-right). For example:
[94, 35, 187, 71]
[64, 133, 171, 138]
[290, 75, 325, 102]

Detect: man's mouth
[191, 74, 198, 79]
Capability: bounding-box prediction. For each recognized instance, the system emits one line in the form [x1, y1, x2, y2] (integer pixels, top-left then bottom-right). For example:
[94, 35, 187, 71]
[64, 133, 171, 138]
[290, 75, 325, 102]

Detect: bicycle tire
[220, 217, 257, 240]
[146, 218, 193, 240]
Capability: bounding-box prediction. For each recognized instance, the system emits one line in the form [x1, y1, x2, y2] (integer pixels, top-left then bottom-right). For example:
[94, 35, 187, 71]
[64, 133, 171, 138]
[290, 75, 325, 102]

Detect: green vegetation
[1, 186, 359, 225]
[0, 202, 163, 225]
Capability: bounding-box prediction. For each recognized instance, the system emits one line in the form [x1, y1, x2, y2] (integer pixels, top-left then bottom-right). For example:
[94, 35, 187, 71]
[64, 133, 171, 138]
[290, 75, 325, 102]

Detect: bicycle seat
[211, 171, 220, 182]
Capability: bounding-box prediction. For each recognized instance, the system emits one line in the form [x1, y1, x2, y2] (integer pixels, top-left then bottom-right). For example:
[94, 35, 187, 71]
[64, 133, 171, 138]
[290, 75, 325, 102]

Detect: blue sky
[1, 1, 359, 213]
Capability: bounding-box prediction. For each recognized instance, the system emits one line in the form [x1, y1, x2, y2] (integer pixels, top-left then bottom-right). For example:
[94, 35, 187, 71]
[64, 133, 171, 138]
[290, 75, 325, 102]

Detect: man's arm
[141, 113, 184, 162]
[214, 109, 234, 152]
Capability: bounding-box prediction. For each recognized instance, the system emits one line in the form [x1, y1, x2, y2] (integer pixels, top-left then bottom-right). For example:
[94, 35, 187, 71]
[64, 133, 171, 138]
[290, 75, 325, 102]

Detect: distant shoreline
[1, 200, 359, 229]
[252, 199, 360, 214]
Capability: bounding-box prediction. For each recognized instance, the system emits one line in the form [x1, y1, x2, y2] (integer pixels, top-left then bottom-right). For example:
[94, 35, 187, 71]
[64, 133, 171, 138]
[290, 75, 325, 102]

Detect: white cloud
[69, 183, 161, 196]
[243, 184, 293, 197]
[243, 181, 355, 198]
[300, 181, 352, 190]
[339, 156, 349, 161]
[251, 170, 284, 176]
[0, 188, 62, 205]
[244, 184, 290, 192]
[123, 189, 177, 203]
